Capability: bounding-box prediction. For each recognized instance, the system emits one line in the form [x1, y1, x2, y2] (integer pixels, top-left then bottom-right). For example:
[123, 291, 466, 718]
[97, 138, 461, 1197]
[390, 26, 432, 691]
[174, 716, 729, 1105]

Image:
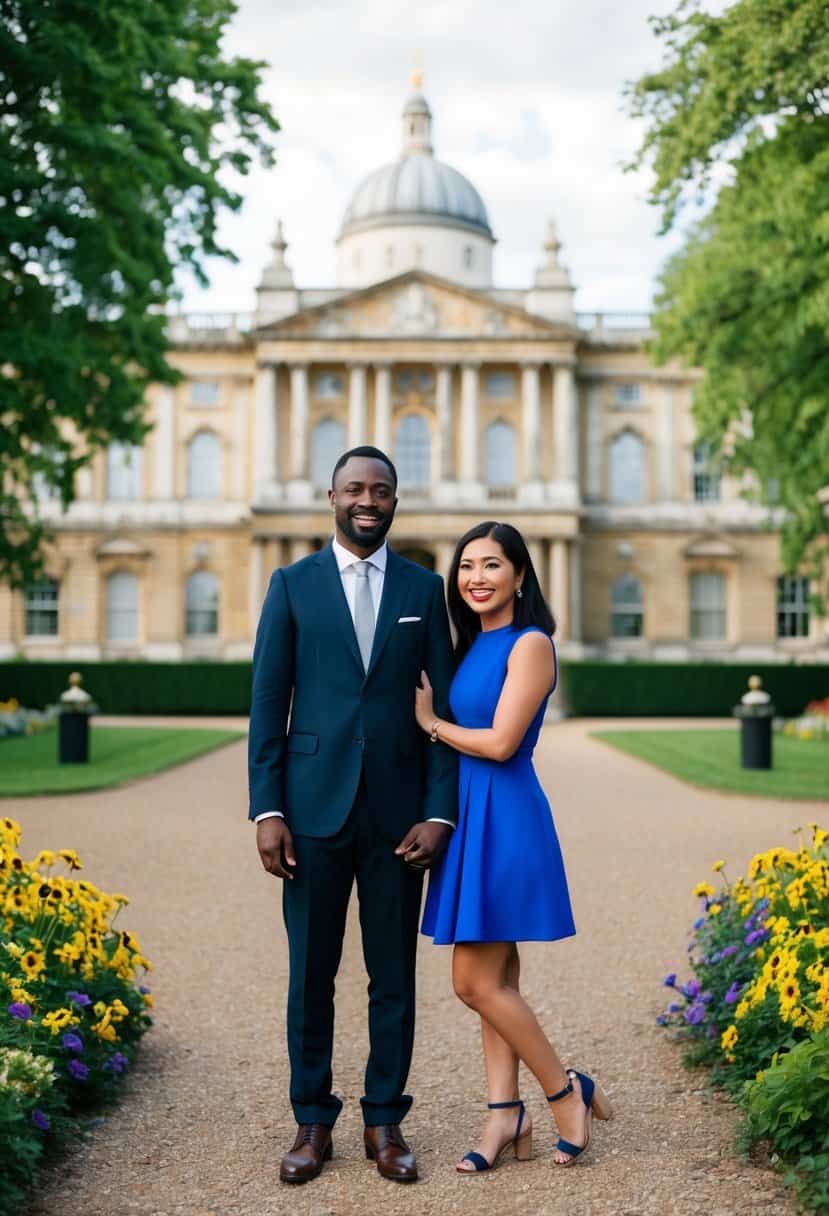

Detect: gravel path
[13, 717, 819, 1216]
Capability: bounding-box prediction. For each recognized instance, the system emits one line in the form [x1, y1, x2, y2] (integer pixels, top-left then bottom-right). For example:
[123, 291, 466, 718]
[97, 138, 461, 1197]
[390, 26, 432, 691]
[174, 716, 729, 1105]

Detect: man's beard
[338, 509, 394, 548]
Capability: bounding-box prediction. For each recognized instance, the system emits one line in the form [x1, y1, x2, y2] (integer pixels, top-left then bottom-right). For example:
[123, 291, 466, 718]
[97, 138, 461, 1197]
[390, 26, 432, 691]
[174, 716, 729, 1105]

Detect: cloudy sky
[178, 0, 704, 316]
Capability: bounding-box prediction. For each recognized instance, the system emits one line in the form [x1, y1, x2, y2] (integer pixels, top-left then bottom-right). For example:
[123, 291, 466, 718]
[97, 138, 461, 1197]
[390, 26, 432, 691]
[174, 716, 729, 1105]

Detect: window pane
[107, 443, 142, 500]
[311, 419, 346, 487]
[314, 373, 344, 400]
[190, 381, 221, 405]
[484, 372, 515, 399]
[610, 576, 643, 638]
[692, 442, 721, 502]
[395, 370, 434, 394]
[613, 383, 641, 406]
[107, 573, 138, 642]
[485, 422, 516, 486]
[24, 580, 59, 637]
[396, 414, 430, 489]
[185, 572, 219, 637]
[777, 575, 810, 638]
[187, 432, 221, 498]
[610, 432, 645, 503]
[690, 573, 725, 640]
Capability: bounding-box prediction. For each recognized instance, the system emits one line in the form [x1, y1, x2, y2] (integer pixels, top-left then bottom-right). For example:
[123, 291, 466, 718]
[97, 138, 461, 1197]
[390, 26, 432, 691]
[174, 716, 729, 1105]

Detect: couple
[248, 446, 611, 1185]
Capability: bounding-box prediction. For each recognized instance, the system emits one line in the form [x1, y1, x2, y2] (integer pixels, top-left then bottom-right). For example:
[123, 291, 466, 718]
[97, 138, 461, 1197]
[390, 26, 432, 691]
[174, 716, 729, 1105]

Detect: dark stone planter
[733, 705, 774, 770]
[58, 712, 90, 764]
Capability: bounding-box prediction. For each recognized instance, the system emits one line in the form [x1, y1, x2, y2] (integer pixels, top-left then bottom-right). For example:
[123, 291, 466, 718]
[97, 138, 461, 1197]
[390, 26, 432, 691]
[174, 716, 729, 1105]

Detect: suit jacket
[247, 543, 458, 840]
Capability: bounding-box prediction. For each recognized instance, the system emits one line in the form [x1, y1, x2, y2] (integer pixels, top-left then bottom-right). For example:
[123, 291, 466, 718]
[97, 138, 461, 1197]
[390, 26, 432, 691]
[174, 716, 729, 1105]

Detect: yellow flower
[708, 903, 722, 916]
[692, 882, 715, 899]
[42, 1008, 74, 1035]
[779, 978, 800, 1018]
[58, 849, 82, 870]
[142, 993, 154, 1008]
[712, 860, 726, 873]
[734, 998, 751, 1020]
[33, 850, 56, 869]
[20, 950, 45, 980]
[53, 941, 82, 966]
[721, 1025, 738, 1052]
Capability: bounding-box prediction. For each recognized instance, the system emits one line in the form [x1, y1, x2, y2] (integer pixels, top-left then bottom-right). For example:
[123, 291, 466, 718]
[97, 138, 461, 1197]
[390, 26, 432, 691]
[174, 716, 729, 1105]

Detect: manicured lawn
[0, 725, 245, 796]
[592, 728, 829, 801]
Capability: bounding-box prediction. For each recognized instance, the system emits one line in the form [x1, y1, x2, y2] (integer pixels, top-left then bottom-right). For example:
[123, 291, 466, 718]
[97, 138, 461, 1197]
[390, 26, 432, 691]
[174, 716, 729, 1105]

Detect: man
[248, 446, 457, 1185]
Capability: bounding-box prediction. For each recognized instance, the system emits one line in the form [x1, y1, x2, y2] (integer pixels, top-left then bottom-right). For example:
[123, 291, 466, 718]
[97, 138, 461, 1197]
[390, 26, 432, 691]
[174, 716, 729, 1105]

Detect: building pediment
[255, 271, 576, 342]
[684, 534, 741, 560]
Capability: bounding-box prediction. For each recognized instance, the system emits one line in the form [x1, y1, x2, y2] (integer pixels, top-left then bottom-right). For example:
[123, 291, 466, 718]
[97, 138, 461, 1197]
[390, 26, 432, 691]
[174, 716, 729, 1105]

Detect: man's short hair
[332, 446, 398, 490]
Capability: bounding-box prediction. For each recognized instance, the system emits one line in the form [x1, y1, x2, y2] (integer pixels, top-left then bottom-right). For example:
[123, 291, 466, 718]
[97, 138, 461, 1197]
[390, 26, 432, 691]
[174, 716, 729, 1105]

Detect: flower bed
[781, 696, 829, 743]
[0, 817, 153, 1207]
[0, 698, 56, 739]
[658, 824, 829, 1212]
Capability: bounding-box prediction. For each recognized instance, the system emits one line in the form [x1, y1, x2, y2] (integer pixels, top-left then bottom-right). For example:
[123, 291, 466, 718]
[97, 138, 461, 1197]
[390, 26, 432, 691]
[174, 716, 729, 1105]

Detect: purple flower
[724, 981, 742, 1004]
[719, 944, 738, 960]
[684, 1002, 706, 1025]
[663, 973, 677, 988]
[700, 992, 713, 1004]
[62, 1032, 84, 1054]
[682, 978, 701, 999]
[668, 1003, 681, 1013]
[7, 1002, 32, 1020]
[656, 1014, 667, 1025]
[66, 991, 92, 1007]
[67, 1059, 89, 1082]
[103, 1051, 129, 1074]
[139, 985, 151, 995]
[693, 917, 705, 930]
[31, 1109, 50, 1131]
[745, 929, 766, 946]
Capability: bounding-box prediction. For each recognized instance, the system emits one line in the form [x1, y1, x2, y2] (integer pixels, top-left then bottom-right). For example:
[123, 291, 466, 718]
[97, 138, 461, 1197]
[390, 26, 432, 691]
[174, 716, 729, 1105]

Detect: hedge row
[1, 659, 827, 717]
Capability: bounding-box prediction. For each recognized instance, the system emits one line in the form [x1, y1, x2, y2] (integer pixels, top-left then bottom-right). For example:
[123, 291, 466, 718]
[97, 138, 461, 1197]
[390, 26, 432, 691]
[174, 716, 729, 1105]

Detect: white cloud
[178, 0, 688, 315]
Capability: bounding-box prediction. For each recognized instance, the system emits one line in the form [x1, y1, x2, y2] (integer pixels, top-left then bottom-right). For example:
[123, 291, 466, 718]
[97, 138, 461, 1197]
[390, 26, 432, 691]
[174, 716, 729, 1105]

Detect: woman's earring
[516, 587, 523, 599]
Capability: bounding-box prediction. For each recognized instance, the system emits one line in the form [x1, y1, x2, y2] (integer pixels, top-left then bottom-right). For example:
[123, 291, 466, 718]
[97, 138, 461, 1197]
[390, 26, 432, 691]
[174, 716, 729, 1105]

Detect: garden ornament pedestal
[732, 675, 774, 770]
[58, 672, 95, 764]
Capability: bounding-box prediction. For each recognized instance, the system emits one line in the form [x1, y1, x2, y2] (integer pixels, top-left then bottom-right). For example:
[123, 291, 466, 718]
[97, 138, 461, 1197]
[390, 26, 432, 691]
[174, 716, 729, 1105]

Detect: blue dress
[421, 624, 576, 945]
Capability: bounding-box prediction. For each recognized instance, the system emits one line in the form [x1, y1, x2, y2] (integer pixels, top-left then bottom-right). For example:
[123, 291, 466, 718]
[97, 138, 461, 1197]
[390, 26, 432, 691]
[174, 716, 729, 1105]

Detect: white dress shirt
[255, 539, 453, 829]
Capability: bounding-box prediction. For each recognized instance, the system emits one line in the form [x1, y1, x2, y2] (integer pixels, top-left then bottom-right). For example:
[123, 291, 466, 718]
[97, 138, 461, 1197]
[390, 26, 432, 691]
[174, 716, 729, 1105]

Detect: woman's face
[457, 537, 523, 621]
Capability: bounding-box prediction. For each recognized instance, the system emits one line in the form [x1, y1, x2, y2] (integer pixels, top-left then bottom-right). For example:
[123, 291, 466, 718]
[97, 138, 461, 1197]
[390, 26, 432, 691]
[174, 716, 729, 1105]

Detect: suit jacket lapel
[367, 548, 409, 679]
[315, 543, 364, 676]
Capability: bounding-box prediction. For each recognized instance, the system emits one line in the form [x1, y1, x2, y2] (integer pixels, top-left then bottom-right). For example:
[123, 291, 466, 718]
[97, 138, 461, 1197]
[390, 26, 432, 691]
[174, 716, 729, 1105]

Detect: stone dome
[340, 152, 493, 240]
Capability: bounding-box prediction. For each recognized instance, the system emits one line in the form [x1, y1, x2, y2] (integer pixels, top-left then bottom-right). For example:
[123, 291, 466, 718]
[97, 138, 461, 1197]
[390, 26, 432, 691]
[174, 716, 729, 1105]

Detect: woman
[415, 522, 611, 1173]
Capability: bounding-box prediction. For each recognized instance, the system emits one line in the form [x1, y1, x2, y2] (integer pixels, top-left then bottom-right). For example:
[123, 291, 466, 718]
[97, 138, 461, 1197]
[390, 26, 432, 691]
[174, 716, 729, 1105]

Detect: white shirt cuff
[426, 818, 455, 828]
[253, 811, 284, 823]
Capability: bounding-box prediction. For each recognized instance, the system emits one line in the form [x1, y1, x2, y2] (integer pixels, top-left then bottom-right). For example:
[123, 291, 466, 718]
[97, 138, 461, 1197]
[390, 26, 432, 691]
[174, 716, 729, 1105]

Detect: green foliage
[627, 0, 829, 576]
[741, 1030, 829, 1214]
[0, 0, 278, 587]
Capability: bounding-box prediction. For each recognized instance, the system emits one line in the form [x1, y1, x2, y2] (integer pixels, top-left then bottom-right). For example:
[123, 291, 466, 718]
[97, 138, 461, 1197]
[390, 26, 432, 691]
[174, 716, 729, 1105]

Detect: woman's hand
[415, 669, 435, 732]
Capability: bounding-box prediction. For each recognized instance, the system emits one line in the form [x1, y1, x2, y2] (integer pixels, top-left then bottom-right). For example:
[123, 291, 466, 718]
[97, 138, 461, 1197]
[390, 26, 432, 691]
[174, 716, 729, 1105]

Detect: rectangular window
[613, 383, 642, 407]
[690, 572, 726, 640]
[692, 442, 721, 503]
[394, 370, 434, 395]
[190, 380, 221, 406]
[484, 372, 516, 399]
[777, 576, 810, 639]
[314, 372, 344, 399]
[24, 580, 59, 637]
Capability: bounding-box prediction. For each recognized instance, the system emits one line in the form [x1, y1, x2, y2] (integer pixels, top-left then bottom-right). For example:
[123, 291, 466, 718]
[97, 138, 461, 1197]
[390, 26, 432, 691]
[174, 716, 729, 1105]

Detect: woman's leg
[453, 941, 590, 1164]
[456, 943, 531, 1169]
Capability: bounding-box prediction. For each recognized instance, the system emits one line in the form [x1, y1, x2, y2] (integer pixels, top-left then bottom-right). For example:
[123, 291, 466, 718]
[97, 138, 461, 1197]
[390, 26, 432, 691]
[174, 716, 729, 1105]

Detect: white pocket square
[398, 616, 422, 623]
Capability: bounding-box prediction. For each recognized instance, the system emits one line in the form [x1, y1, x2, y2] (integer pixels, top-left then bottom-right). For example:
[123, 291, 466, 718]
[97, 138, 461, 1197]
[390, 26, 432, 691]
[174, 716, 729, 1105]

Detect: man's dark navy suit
[248, 542, 457, 1126]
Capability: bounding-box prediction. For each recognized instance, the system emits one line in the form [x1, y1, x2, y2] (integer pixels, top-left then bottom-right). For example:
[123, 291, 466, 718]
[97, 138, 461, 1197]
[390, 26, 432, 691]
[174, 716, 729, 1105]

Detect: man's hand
[394, 821, 451, 870]
[257, 817, 297, 880]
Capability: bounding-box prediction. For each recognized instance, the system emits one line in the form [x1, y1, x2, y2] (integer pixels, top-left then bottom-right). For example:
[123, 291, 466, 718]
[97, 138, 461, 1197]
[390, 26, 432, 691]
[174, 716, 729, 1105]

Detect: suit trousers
[282, 775, 425, 1127]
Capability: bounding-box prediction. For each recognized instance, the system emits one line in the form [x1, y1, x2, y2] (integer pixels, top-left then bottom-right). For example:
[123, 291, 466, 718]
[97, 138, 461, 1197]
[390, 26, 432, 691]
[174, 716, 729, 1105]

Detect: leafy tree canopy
[0, 0, 278, 587]
[627, 0, 829, 577]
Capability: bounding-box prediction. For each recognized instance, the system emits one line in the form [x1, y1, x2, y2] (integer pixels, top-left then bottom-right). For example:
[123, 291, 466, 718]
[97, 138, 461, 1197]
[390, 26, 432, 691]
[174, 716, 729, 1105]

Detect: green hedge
[1, 659, 826, 717]
[558, 660, 829, 717]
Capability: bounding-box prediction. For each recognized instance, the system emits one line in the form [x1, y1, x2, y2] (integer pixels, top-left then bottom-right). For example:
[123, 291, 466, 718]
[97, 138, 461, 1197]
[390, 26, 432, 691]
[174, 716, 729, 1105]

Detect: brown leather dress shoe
[279, 1123, 333, 1184]
[364, 1124, 418, 1182]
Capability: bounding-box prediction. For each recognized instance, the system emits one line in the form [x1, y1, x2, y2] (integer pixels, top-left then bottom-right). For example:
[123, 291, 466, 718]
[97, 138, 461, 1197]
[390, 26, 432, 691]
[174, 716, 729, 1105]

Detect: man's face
[329, 456, 398, 551]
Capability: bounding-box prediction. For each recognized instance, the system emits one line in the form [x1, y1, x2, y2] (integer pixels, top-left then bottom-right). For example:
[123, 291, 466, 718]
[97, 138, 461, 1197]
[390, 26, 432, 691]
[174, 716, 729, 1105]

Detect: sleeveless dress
[421, 624, 576, 945]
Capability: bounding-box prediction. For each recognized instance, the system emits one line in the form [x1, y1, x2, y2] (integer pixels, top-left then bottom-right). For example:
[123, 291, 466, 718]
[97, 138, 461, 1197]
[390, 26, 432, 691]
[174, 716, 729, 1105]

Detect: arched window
[107, 443, 142, 500]
[395, 414, 430, 490]
[106, 572, 138, 643]
[485, 421, 516, 487]
[187, 431, 221, 499]
[185, 571, 219, 637]
[611, 575, 643, 638]
[610, 431, 645, 503]
[311, 418, 346, 488]
[690, 572, 726, 640]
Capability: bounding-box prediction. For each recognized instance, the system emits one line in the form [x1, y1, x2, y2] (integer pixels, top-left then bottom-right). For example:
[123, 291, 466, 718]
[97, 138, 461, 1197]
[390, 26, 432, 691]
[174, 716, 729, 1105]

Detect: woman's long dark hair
[447, 521, 556, 663]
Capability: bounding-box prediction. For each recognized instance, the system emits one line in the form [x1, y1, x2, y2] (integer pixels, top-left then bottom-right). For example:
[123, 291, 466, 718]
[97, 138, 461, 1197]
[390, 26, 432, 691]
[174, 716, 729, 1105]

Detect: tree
[0, 0, 278, 587]
[627, 0, 829, 578]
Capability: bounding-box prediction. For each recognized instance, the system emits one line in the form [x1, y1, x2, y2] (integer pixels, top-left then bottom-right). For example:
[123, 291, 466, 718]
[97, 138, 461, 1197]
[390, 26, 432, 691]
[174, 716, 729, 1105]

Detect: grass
[591, 728, 829, 801]
[0, 724, 246, 796]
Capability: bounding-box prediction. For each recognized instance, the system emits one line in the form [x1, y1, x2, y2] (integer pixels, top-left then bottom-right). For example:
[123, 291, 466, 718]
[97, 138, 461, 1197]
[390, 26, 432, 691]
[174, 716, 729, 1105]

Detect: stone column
[569, 540, 583, 641]
[549, 539, 570, 639]
[436, 364, 454, 481]
[153, 385, 176, 499]
[521, 362, 543, 501]
[659, 382, 675, 501]
[527, 539, 545, 594]
[554, 364, 578, 482]
[288, 538, 314, 564]
[458, 362, 481, 498]
[249, 538, 265, 639]
[231, 379, 248, 501]
[435, 541, 455, 584]
[373, 364, 391, 453]
[348, 364, 367, 447]
[253, 364, 280, 501]
[287, 363, 311, 502]
[585, 382, 602, 502]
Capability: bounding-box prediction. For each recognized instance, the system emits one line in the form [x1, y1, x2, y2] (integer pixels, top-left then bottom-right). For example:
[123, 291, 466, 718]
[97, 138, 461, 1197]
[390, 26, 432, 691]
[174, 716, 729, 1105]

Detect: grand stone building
[3, 82, 826, 662]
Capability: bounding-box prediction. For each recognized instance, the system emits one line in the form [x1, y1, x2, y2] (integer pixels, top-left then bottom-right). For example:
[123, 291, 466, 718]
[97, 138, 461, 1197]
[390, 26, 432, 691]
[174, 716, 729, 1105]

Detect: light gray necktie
[353, 560, 376, 672]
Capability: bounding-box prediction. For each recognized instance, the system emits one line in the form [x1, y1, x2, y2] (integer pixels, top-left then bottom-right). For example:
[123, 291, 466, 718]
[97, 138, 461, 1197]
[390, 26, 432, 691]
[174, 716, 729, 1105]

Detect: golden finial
[411, 49, 423, 90]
